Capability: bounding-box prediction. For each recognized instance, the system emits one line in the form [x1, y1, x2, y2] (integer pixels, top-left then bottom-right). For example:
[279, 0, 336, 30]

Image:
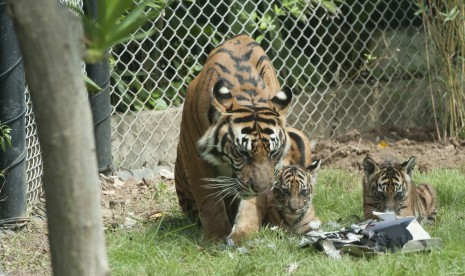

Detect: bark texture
[7, 1, 110, 275]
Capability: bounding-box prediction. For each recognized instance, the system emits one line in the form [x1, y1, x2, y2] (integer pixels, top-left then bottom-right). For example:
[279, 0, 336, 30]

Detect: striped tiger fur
[174, 35, 293, 241]
[362, 156, 437, 222]
[264, 127, 322, 234]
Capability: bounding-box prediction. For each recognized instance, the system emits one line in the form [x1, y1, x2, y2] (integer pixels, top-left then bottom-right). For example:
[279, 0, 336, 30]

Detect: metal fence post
[0, 0, 27, 225]
[85, 0, 113, 174]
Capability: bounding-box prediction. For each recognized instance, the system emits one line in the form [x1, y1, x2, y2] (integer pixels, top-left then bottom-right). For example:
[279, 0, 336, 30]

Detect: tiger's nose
[289, 199, 299, 213]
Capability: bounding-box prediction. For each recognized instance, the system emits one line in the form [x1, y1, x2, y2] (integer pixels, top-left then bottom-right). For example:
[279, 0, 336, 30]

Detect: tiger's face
[198, 80, 292, 198]
[362, 156, 415, 215]
[273, 160, 321, 214]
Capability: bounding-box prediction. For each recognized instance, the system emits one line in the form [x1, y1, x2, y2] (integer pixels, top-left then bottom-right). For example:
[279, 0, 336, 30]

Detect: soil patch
[314, 127, 465, 172]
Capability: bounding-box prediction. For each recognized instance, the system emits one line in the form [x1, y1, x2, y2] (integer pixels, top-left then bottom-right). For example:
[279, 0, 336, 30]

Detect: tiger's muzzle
[237, 160, 275, 198]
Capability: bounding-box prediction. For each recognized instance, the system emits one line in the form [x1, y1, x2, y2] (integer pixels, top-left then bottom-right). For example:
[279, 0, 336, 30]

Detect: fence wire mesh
[109, 0, 433, 170]
[25, 89, 43, 205]
[25, 0, 434, 202]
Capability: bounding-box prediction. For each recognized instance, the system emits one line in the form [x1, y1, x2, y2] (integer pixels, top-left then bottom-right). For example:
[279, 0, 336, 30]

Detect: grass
[105, 167, 465, 276]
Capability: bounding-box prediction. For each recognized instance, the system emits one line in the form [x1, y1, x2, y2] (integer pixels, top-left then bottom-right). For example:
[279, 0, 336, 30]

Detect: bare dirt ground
[1, 127, 464, 274]
[316, 127, 465, 172]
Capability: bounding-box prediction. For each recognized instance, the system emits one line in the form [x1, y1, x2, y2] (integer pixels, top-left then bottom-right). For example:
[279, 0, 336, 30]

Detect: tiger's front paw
[308, 220, 321, 230]
[227, 224, 253, 245]
[224, 236, 235, 248]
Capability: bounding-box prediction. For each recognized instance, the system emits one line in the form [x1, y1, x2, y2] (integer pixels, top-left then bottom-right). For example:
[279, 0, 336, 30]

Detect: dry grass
[0, 219, 51, 275]
[418, 0, 465, 139]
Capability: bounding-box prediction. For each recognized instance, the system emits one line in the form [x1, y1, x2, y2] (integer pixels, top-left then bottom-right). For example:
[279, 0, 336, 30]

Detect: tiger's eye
[300, 189, 308, 196]
[395, 191, 404, 200]
[373, 190, 385, 200]
[279, 187, 290, 196]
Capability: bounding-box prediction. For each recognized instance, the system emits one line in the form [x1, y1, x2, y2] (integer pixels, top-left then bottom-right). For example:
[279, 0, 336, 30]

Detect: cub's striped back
[362, 156, 437, 222]
[265, 127, 321, 234]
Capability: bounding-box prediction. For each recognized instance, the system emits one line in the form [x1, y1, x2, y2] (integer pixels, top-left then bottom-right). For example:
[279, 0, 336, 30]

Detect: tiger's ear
[270, 87, 292, 115]
[212, 79, 236, 112]
[306, 159, 322, 187]
[401, 156, 416, 176]
[362, 156, 378, 176]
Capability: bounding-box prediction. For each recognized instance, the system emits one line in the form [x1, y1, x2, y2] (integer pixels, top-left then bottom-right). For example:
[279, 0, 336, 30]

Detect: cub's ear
[401, 156, 416, 176]
[362, 156, 378, 176]
[306, 159, 322, 173]
[307, 159, 322, 188]
[270, 86, 292, 115]
[212, 79, 236, 112]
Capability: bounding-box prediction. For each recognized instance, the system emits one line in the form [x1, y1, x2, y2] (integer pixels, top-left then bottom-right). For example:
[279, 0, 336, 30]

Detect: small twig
[322, 145, 361, 163]
[30, 236, 48, 266]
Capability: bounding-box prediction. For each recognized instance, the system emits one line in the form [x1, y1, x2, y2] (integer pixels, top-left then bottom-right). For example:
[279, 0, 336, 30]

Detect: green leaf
[320, 1, 338, 15]
[439, 6, 459, 22]
[84, 74, 103, 95]
[82, 0, 168, 64]
[256, 34, 265, 43]
[100, 0, 134, 31]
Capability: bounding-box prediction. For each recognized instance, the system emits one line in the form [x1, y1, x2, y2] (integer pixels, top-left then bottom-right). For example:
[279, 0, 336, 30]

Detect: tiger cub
[264, 127, 322, 234]
[362, 156, 437, 222]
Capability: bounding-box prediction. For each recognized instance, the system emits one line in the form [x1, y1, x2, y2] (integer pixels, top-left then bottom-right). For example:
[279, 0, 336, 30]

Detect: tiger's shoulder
[282, 127, 312, 168]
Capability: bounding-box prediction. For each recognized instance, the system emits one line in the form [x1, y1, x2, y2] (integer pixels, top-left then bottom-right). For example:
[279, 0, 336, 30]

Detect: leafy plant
[70, 0, 169, 63]
[0, 122, 12, 153]
[67, 0, 170, 95]
[0, 122, 12, 179]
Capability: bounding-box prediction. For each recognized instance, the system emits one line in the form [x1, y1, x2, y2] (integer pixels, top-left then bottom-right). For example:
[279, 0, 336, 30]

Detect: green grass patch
[106, 168, 465, 275]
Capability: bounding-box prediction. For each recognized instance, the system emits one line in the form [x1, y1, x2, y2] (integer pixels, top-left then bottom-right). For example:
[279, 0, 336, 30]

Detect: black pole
[87, 60, 112, 174]
[85, 0, 113, 174]
[0, 0, 27, 224]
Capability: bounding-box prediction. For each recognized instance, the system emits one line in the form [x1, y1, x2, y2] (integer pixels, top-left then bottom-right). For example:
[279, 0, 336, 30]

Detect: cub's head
[198, 79, 292, 198]
[362, 156, 416, 214]
[273, 160, 321, 214]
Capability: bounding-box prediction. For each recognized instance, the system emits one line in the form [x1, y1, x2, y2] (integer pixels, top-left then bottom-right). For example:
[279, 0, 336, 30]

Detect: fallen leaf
[378, 140, 389, 148]
[287, 261, 298, 274]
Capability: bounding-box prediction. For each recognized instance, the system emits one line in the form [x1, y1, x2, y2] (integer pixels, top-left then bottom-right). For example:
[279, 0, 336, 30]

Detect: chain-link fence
[109, 0, 433, 170]
[25, 0, 435, 203]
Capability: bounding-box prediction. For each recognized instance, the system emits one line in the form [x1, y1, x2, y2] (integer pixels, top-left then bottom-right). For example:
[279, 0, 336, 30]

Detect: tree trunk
[7, 1, 110, 275]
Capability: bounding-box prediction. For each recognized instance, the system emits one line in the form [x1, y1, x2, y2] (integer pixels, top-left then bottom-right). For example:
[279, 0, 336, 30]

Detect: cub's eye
[395, 191, 404, 200]
[299, 189, 308, 196]
[373, 190, 385, 200]
[279, 187, 290, 196]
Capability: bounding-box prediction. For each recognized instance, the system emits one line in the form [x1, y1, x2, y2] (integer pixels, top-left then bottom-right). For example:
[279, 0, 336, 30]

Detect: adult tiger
[175, 35, 293, 241]
[362, 156, 437, 222]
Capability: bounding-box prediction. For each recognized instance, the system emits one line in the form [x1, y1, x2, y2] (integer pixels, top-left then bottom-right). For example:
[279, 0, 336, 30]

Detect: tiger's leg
[174, 149, 198, 222]
[293, 211, 321, 235]
[192, 177, 233, 240]
[228, 194, 268, 244]
[176, 144, 233, 240]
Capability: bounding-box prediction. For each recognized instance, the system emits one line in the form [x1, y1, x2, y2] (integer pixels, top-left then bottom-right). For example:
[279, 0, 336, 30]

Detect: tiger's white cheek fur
[197, 128, 225, 166]
[269, 133, 277, 152]
[236, 133, 251, 151]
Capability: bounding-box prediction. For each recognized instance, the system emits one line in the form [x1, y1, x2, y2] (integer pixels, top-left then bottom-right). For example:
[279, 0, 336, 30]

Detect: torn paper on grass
[300, 212, 442, 258]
